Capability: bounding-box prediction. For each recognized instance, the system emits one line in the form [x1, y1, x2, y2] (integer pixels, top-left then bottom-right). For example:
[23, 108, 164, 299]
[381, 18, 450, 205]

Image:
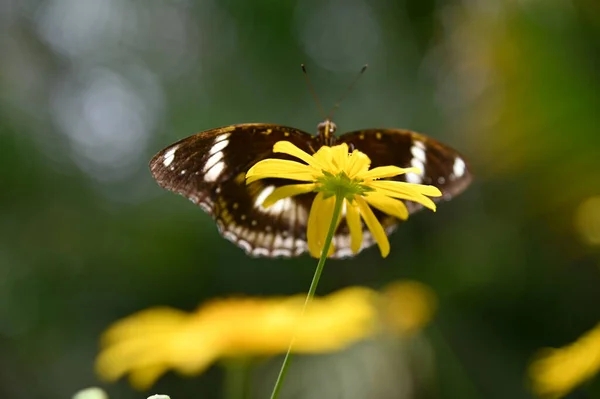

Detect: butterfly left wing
[149, 124, 321, 257]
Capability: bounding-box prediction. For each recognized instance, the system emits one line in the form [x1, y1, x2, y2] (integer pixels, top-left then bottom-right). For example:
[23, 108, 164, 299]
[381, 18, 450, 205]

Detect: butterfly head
[317, 119, 337, 145]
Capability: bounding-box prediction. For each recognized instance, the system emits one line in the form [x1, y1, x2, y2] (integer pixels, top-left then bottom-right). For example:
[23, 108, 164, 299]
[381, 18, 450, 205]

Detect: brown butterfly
[149, 66, 471, 258]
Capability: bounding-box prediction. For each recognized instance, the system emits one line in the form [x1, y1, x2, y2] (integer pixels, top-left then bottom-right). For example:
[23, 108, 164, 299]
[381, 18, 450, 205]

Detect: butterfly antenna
[327, 64, 368, 119]
[301, 64, 327, 119]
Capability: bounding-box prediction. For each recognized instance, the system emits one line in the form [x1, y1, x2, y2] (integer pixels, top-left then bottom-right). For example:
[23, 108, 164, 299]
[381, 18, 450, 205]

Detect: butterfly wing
[338, 129, 472, 202]
[149, 124, 320, 257]
[150, 125, 471, 259]
[328, 128, 472, 256]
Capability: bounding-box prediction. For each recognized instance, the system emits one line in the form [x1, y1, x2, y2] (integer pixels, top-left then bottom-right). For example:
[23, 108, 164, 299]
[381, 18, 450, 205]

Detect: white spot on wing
[232, 224, 243, 237]
[203, 150, 224, 172]
[453, 157, 466, 178]
[204, 161, 226, 182]
[410, 144, 426, 162]
[335, 247, 354, 258]
[268, 197, 293, 215]
[199, 201, 212, 212]
[407, 140, 426, 184]
[254, 185, 275, 208]
[254, 185, 303, 222]
[238, 240, 252, 253]
[272, 248, 292, 257]
[272, 232, 294, 257]
[282, 236, 294, 250]
[223, 231, 237, 243]
[202, 135, 231, 182]
[252, 248, 270, 257]
[163, 146, 178, 167]
[208, 136, 230, 156]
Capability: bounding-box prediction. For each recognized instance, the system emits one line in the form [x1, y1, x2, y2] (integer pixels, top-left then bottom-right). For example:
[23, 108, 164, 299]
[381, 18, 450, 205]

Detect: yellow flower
[96, 287, 377, 390]
[528, 323, 600, 398]
[95, 281, 436, 390]
[245, 141, 442, 258]
[379, 280, 437, 336]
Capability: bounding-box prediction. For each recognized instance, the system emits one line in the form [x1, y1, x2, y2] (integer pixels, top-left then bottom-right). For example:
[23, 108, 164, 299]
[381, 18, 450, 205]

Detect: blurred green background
[1, 0, 599, 398]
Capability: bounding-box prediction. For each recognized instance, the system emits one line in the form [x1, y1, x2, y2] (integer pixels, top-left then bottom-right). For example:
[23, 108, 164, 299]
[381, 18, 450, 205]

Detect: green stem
[223, 358, 249, 399]
[269, 194, 345, 399]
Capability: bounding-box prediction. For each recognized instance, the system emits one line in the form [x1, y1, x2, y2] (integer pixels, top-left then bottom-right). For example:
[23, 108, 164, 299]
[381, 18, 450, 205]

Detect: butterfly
[149, 119, 472, 258]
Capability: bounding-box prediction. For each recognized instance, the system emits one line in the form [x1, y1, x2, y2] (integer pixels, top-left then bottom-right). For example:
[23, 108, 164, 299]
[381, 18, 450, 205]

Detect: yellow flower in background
[379, 280, 437, 336]
[528, 323, 600, 398]
[95, 280, 436, 390]
[246, 141, 442, 258]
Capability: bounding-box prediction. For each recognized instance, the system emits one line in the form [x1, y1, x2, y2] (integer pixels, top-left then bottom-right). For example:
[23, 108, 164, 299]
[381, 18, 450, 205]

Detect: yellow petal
[246, 159, 317, 184]
[262, 183, 317, 208]
[359, 166, 421, 180]
[363, 192, 409, 220]
[345, 199, 363, 254]
[129, 365, 167, 391]
[528, 323, 600, 399]
[97, 338, 165, 382]
[345, 150, 371, 178]
[381, 281, 437, 336]
[370, 180, 442, 197]
[101, 307, 188, 345]
[312, 145, 334, 171]
[330, 143, 349, 171]
[273, 141, 327, 170]
[307, 192, 337, 258]
[368, 180, 441, 211]
[355, 196, 390, 257]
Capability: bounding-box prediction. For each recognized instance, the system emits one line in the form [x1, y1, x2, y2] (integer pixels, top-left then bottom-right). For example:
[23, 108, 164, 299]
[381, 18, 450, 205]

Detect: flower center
[316, 171, 373, 201]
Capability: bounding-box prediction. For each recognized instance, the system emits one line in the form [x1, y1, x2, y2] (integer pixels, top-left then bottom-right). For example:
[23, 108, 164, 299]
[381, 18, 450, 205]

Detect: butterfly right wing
[327, 128, 472, 258]
[149, 124, 320, 257]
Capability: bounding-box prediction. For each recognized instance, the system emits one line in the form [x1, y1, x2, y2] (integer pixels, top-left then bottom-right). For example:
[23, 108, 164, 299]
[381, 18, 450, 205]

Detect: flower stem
[223, 358, 249, 399]
[269, 194, 345, 399]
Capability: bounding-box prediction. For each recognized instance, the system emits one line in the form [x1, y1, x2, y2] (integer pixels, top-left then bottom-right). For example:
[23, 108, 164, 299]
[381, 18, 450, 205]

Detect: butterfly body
[150, 121, 471, 258]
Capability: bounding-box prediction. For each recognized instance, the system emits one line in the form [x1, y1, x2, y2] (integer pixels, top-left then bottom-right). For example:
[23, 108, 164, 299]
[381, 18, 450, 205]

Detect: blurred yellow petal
[100, 307, 188, 345]
[355, 196, 390, 258]
[95, 280, 439, 390]
[129, 366, 168, 392]
[529, 323, 600, 399]
[96, 285, 412, 389]
[381, 281, 437, 336]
